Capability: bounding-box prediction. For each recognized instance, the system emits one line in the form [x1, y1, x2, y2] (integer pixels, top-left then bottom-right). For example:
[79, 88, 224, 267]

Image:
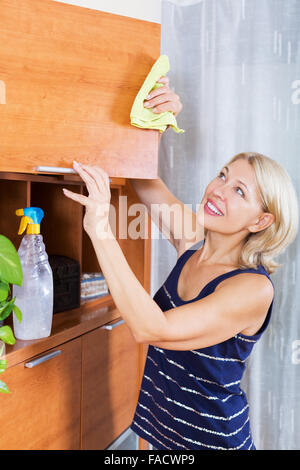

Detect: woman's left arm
[63, 162, 274, 349]
[63, 161, 168, 343]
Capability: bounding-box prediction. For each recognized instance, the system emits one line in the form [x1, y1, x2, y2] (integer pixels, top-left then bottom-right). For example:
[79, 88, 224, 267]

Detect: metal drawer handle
[102, 319, 124, 330]
[35, 165, 112, 182]
[24, 350, 62, 368]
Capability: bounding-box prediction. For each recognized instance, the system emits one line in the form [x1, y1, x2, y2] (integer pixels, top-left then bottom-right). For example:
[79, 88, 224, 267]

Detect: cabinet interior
[0, 173, 149, 313]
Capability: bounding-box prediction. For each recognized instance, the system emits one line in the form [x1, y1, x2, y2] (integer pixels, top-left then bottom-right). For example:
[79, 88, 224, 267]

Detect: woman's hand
[144, 76, 183, 116]
[63, 161, 111, 240]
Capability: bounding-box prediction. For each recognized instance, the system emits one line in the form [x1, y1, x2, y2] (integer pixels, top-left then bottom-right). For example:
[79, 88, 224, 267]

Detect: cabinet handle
[24, 350, 62, 368]
[35, 165, 76, 174]
[102, 319, 124, 330]
[35, 165, 112, 182]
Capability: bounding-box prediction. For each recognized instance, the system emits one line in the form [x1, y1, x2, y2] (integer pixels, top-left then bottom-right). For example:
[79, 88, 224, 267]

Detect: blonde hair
[206, 152, 299, 275]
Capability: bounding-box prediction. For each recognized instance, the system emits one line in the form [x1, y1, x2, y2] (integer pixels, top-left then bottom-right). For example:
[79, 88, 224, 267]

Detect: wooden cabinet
[0, 317, 143, 450]
[82, 319, 138, 449]
[0, 0, 157, 450]
[0, 173, 150, 450]
[0, 338, 81, 450]
[0, 0, 160, 178]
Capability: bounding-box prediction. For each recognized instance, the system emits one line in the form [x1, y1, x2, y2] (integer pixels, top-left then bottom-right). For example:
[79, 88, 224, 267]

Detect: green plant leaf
[0, 380, 10, 393]
[13, 304, 22, 324]
[0, 280, 9, 302]
[0, 234, 23, 286]
[0, 326, 16, 345]
[0, 297, 16, 321]
[0, 358, 7, 374]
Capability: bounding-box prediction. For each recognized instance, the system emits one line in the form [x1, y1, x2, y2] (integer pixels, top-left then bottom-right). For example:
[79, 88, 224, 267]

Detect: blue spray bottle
[13, 207, 53, 340]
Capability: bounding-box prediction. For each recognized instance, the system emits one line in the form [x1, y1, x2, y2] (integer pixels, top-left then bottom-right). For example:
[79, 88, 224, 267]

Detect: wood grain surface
[0, 0, 160, 177]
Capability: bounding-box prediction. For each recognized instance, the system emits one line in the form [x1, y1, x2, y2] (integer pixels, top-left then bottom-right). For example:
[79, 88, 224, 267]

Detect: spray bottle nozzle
[16, 207, 44, 235]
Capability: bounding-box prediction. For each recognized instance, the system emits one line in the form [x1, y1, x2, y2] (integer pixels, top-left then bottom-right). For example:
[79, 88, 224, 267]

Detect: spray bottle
[13, 207, 53, 340]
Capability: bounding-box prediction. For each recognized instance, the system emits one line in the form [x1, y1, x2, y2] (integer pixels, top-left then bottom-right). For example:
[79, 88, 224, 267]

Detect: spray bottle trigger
[18, 216, 32, 235]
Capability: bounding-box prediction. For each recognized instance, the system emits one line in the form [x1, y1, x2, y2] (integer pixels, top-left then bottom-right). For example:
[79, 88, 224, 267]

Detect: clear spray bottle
[13, 207, 53, 340]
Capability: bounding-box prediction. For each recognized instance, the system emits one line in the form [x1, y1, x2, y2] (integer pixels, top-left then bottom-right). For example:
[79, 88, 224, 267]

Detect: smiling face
[198, 158, 274, 237]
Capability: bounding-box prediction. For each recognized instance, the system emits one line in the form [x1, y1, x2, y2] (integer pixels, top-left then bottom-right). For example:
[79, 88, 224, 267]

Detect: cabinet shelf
[1, 173, 150, 366]
[5, 294, 118, 369]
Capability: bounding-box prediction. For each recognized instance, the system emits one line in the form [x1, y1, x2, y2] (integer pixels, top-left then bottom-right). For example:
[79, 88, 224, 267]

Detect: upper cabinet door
[0, 0, 160, 178]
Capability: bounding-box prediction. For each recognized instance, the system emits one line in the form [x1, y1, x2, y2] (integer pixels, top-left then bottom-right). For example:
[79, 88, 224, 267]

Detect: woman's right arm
[130, 177, 201, 256]
[130, 76, 203, 255]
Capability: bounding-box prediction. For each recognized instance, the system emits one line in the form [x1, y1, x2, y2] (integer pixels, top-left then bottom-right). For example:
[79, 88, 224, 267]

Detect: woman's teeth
[207, 201, 223, 215]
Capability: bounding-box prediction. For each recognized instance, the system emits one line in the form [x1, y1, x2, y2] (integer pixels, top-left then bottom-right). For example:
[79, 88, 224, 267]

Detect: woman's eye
[218, 172, 245, 197]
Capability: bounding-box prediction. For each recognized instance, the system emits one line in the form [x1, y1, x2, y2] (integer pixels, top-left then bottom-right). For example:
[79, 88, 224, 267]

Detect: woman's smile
[204, 199, 224, 216]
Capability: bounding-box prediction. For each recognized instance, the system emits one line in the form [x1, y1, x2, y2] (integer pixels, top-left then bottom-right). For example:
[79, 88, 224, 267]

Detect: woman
[63, 77, 299, 450]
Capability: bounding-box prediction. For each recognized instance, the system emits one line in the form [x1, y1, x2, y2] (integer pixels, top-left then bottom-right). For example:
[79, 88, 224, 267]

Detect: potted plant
[0, 234, 22, 393]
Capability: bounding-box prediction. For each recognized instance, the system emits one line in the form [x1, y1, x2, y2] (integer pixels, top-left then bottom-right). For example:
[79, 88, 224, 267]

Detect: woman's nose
[212, 185, 226, 200]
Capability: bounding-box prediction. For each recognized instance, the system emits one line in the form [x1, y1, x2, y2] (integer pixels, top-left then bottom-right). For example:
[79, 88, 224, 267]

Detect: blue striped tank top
[131, 239, 274, 450]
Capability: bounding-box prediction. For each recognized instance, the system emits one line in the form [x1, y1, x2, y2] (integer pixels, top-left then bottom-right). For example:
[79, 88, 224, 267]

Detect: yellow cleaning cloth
[130, 55, 184, 134]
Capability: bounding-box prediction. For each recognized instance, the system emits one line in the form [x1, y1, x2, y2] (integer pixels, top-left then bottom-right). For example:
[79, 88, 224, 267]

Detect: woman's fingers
[144, 75, 182, 116]
[157, 76, 169, 86]
[63, 188, 90, 206]
[63, 164, 112, 239]
[145, 95, 182, 116]
[78, 163, 105, 195]
[152, 100, 182, 115]
[73, 161, 98, 196]
[145, 91, 178, 108]
[145, 87, 175, 105]
[146, 85, 169, 100]
[73, 161, 110, 197]
[93, 166, 110, 192]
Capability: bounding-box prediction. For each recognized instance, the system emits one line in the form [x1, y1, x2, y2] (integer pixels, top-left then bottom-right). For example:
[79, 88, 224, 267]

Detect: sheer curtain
[150, 0, 300, 450]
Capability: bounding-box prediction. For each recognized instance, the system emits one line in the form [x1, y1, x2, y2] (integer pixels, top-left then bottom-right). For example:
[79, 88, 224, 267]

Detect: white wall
[53, 0, 162, 23]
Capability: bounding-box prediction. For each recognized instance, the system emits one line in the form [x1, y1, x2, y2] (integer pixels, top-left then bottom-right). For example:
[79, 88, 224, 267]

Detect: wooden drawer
[0, 338, 81, 450]
[81, 319, 138, 449]
[0, 0, 160, 178]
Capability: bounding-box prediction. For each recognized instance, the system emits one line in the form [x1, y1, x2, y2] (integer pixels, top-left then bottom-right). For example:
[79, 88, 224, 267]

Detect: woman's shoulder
[216, 266, 274, 302]
[238, 264, 274, 292]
